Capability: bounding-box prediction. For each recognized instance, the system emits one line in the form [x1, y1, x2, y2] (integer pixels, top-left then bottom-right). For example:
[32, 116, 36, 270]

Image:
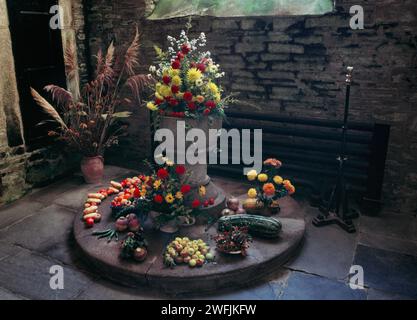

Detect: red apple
[115, 217, 129, 232]
[85, 218, 95, 228]
[133, 247, 148, 262]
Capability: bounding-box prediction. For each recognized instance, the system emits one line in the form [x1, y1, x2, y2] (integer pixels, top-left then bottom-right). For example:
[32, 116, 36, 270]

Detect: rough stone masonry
[1, 0, 416, 216]
[85, 0, 417, 214]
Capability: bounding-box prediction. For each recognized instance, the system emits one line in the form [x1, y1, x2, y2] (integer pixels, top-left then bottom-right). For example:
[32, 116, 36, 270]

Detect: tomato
[85, 218, 95, 228]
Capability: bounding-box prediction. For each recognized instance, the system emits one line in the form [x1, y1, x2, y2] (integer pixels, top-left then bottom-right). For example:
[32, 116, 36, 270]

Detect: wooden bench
[208, 111, 390, 215]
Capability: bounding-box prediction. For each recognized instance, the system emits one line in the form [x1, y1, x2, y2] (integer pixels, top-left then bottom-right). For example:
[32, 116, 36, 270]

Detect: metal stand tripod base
[312, 213, 356, 233]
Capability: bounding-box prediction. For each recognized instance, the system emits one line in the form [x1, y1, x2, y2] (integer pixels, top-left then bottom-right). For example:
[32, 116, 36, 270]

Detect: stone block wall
[85, 0, 417, 214]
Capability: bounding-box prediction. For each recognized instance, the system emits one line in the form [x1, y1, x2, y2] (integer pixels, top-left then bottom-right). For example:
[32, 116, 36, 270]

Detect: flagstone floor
[0, 166, 416, 300]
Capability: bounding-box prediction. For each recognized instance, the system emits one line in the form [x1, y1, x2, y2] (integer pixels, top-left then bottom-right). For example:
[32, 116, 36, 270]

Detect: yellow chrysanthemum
[165, 193, 175, 204]
[247, 170, 258, 181]
[214, 93, 221, 103]
[187, 68, 202, 83]
[207, 82, 219, 94]
[153, 179, 162, 190]
[146, 102, 158, 111]
[175, 192, 184, 200]
[169, 67, 180, 77]
[199, 186, 207, 197]
[248, 188, 258, 199]
[155, 92, 164, 101]
[258, 174, 269, 183]
[273, 176, 283, 185]
[172, 75, 182, 86]
[158, 85, 172, 98]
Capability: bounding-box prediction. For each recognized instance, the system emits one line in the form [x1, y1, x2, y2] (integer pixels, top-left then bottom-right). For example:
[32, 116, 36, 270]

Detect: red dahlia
[197, 63, 206, 72]
[169, 98, 179, 107]
[162, 75, 171, 85]
[205, 101, 216, 109]
[183, 91, 193, 101]
[181, 184, 191, 194]
[157, 168, 169, 179]
[203, 109, 211, 116]
[171, 60, 181, 69]
[175, 165, 186, 175]
[181, 44, 191, 54]
[171, 85, 180, 94]
[155, 98, 164, 105]
[177, 52, 185, 60]
[154, 195, 164, 204]
[188, 102, 197, 111]
[133, 188, 141, 198]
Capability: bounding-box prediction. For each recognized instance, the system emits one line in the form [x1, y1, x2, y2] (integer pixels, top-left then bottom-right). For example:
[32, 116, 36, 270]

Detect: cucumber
[218, 214, 282, 238]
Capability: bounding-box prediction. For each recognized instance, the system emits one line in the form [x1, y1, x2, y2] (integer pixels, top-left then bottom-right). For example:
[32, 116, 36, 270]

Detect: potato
[111, 181, 123, 190]
[87, 198, 102, 205]
[84, 206, 98, 215]
[88, 193, 105, 200]
[83, 212, 101, 221]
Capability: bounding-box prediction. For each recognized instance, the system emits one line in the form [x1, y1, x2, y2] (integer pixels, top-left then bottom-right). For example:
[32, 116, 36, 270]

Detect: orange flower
[263, 183, 276, 197]
[264, 158, 282, 168]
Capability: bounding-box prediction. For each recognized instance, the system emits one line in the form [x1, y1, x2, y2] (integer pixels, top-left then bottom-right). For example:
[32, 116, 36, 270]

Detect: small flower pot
[81, 156, 104, 184]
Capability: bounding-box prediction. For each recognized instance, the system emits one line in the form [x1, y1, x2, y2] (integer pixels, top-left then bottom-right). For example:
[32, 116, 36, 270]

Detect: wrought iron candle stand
[312, 67, 359, 233]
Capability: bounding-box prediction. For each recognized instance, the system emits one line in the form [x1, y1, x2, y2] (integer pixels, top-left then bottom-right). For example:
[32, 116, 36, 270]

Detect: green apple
[206, 253, 215, 261]
[189, 259, 197, 268]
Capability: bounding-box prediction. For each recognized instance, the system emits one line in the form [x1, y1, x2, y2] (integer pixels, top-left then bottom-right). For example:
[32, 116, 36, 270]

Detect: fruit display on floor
[163, 237, 215, 268]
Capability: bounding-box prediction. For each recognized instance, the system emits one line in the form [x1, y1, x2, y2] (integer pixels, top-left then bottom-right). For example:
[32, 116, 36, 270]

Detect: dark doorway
[7, 0, 67, 150]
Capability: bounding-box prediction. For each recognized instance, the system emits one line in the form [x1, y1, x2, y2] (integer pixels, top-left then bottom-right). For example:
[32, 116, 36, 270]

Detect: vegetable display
[218, 214, 282, 239]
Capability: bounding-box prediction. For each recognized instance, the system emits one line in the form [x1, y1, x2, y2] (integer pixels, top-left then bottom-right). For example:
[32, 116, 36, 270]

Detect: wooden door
[7, 0, 67, 150]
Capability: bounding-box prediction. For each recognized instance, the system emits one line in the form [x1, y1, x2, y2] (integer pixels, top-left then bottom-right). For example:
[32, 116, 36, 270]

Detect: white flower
[149, 65, 157, 73]
[196, 79, 204, 87]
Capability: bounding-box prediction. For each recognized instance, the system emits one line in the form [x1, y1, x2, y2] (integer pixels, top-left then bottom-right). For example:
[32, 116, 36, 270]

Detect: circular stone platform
[74, 196, 305, 294]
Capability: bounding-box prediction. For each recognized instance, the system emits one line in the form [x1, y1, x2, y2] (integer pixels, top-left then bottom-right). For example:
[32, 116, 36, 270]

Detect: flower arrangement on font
[146, 26, 235, 120]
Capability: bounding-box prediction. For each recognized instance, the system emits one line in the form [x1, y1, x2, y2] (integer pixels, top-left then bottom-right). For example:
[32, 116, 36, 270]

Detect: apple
[206, 253, 215, 261]
[189, 259, 197, 268]
[183, 256, 191, 264]
[174, 256, 184, 264]
[133, 247, 148, 262]
[227, 197, 240, 211]
[188, 248, 195, 256]
[115, 217, 129, 232]
[196, 258, 205, 267]
[180, 249, 189, 258]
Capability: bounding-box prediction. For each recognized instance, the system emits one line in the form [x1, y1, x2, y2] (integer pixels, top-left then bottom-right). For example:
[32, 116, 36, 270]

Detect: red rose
[154, 194, 164, 204]
[205, 101, 216, 109]
[169, 98, 179, 107]
[157, 168, 169, 180]
[162, 75, 171, 85]
[175, 165, 186, 175]
[203, 108, 211, 116]
[188, 102, 197, 111]
[181, 185, 191, 194]
[171, 60, 181, 69]
[181, 44, 191, 54]
[192, 199, 201, 209]
[197, 63, 206, 73]
[171, 85, 180, 94]
[183, 91, 193, 102]
[177, 52, 185, 60]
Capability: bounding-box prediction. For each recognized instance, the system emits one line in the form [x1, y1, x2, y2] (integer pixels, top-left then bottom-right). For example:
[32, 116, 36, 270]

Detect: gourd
[218, 214, 282, 238]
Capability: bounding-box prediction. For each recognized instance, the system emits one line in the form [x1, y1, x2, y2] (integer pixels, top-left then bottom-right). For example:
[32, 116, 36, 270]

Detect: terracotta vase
[81, 156, 104, 184]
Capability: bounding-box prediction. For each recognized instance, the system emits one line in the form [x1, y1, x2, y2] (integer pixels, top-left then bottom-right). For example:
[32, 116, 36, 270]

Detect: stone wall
[0, 0, 87, 205]
[85, 0, 417, 214]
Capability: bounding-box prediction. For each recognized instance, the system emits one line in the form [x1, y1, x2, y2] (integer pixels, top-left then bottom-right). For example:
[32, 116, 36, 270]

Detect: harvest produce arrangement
[82, 157, 294, 267]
